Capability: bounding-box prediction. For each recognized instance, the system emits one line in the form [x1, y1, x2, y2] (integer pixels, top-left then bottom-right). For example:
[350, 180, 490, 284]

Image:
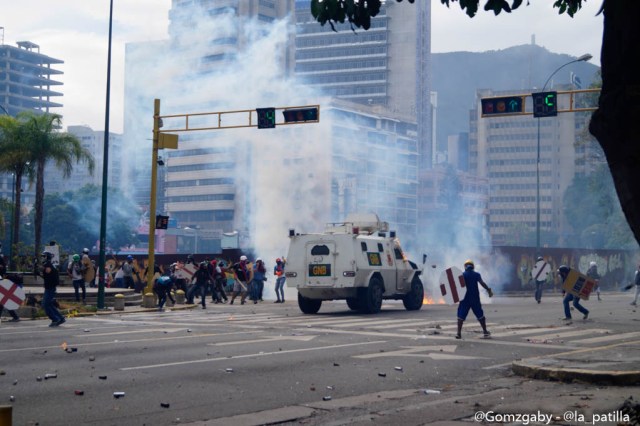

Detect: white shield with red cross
[0, 278, 25, 311]
[438, 266, 466, 305]
[174, 263, 198, 281]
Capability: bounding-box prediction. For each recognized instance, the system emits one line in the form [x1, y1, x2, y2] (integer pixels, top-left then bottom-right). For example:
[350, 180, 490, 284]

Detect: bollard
[142, 292, 156, 309]
[175, 290, 185, 304]
[0, 405, 12, 426]
[166, 292, 175, 307]
[113, 294, 125, 311]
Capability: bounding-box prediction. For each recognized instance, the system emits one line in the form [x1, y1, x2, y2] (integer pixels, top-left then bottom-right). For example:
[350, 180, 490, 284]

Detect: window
[377, 243, 383, 252]
[360, 242, 368, 252]
[311, 245, 330, 256]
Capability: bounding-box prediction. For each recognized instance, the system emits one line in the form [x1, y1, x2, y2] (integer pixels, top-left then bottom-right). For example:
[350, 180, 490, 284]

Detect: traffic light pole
[145, 99, 161, 295]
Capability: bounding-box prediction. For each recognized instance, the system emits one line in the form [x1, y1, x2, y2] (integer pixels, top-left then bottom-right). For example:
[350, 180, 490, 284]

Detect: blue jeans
[563, 293, 589, 319]
[43, 288, 64, 323]
[251, 279, 263, 301]
[534, 281, 544, 302]
[73, 279, 86, 303]
[275, 277, 286, 301]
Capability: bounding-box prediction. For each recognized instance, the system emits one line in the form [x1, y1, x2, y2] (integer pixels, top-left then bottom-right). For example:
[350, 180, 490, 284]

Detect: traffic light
[282, 107, 319, 123]
[256, 107, 276, 129]
[155, 215, 169, 230]
[480, 96, 524, 117]
[532, 91, 558, 118]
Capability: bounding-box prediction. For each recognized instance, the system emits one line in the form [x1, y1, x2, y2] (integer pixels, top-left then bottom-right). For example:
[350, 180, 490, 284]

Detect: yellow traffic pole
[0, 405, 12, 426]
[146, 99, 160, 295]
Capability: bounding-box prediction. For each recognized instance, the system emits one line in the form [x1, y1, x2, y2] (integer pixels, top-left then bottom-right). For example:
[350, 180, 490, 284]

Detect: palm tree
[21, 112, 95, 262]
[0, 114, 34, 268]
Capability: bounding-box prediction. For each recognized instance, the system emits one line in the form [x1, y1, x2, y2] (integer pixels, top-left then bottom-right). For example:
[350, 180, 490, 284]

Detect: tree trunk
[34, 159, 45, 268]
[589, 0, 640, 247]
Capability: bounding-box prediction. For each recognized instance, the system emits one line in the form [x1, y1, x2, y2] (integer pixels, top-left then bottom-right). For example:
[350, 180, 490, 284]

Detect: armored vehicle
[285, 213, 424, 314]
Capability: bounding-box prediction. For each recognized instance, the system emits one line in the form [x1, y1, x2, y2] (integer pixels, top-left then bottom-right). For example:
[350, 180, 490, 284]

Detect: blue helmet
[127, 255, 134, 261]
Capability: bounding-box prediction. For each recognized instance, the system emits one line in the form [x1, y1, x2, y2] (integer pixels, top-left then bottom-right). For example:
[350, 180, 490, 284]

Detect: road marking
[331, 318, 429, 328]
[211, 335, 317, 346]
[489, 326, 574, 338]
[120, 340, 386, 371]
[525, 328, 609, 341]
[0, 330, 259, 353]
[353, 345, 486, 361]
[372, 320, 454, 330]
[72, 328, 186, 337]
[571, 331, 640, 345]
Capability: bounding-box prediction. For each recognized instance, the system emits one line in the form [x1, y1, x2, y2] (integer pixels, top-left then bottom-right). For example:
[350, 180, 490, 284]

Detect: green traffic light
[544, 94, 556, 107]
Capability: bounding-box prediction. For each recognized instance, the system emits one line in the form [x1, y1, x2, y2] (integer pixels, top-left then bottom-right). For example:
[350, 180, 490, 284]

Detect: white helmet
[256, 257, 262, 262]
[589, 261, 597, 267]
[83, 248, 90, 254]
[240, 255, 247, 261]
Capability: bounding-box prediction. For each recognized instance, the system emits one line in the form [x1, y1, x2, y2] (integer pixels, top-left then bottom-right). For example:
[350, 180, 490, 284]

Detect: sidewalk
[512, 340, 640, 386]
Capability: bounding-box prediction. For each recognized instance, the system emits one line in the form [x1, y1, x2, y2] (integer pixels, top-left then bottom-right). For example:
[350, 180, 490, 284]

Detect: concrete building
[44, 126, 122, 195]
[0, 37, 63, 210]
[470, 88, 583, 246]
[294, 0, 433, 168]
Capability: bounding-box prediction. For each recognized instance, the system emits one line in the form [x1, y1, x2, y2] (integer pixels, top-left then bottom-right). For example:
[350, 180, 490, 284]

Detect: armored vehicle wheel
[402, 276, 424, 311]
[359, 276, 384, 314]
[298, 292, 322, 314]
[346, 297, 361, 311]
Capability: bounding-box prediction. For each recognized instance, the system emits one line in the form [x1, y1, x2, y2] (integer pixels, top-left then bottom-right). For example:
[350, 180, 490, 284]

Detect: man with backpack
[67, 254, 85, 304]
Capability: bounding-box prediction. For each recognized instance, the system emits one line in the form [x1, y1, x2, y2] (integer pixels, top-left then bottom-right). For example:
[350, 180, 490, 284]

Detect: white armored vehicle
[285, 213, 424, 314]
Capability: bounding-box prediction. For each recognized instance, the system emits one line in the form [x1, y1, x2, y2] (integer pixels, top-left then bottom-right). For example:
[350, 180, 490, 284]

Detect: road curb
[511, 359, 640, 386]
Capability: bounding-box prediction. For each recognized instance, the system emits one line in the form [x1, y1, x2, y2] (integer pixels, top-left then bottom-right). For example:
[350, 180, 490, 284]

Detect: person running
[558, 265, 589, 323]
[455, 259, 493, 339]
[532, 256, 547, 304]
[229, 256, 250, 305]
[41, 251, 65, 327]
[250, 258, 267, 304]
[274, 258, 286, 303]
[210, 260, 227, 304]
[67, 254, 86, 304]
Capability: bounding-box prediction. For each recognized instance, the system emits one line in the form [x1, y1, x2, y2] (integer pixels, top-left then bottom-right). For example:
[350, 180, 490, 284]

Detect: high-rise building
[294, 0, 433, 168]
[0, 39, 63, 116]
[44, 126, 122, 194]
[470, 88, 582, 247]
[0, 38, 63, 210]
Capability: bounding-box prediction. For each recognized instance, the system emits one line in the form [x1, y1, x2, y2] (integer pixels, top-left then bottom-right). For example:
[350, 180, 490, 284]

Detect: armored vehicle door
[306, 241, 336, 286]
[393, 246, 412, 291]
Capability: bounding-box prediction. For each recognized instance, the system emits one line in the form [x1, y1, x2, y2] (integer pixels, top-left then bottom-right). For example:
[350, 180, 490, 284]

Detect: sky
[2, 0, 604, 134]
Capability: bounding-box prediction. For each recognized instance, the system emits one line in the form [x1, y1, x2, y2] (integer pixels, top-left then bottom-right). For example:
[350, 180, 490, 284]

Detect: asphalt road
[1, 292, 639, 425]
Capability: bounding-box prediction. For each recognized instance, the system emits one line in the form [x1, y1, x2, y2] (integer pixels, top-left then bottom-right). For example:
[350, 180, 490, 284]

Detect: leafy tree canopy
[311, 0, 584, 31]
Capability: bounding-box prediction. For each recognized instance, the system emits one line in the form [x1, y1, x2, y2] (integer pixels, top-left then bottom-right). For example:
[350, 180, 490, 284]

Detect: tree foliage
[311, 0, 584, 31]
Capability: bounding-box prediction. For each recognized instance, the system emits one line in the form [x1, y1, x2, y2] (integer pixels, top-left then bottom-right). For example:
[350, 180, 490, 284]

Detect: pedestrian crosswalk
[88, 310, 640, 348]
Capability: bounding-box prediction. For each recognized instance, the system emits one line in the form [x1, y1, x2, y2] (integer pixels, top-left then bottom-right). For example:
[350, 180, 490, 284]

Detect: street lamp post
[535, 53, 592, 256]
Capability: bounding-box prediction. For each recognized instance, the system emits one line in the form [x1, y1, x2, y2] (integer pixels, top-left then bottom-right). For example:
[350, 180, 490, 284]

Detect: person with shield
[455, 259, 493, 339]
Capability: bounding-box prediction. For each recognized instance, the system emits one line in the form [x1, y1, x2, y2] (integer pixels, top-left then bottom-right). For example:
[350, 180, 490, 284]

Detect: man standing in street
[629, 262, 640, 305]
[67, 254, 85, 304]
[455, 259, 493, 339]
[81, 248, 96, 289]
[42, 251, 65, 327]
[229, 255, 250, 305]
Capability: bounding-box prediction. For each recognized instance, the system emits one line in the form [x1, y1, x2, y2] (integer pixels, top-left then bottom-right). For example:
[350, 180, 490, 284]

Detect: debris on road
[161, 403, 170, 408]
[378, 372, 387, 377]
[323, 396, 332, 401]
[89, 355, 96, 362]
[394, 366, 403, 372]
[113, 392, 125, 398]
[44, 373, 57, 379]
[74, 390, 84, 396]
[333, 363, 340, 367]
[99, 376, 107, 380]
[423, 389, 441, 395]
[225, 368, 234, 373]
[9, 396, 15, 402]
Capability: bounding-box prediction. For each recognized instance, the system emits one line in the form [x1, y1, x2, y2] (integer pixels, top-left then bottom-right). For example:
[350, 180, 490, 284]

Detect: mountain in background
[432, 43, 600, 153]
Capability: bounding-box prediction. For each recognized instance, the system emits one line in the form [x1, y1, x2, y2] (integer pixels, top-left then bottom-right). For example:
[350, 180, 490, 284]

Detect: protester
[558, 265, 589, 323]
[455, 259, 493, 339]
[587, 261, 602, 301]
[81, 248, 96, 289]
[251, 258, 267, 304]
[532, 256, 546, 304]
[67, 254, 85, 304]
[41, 251, 65, 327]
[274, 258, 286, 303]
[229, 255, 250, 305]
[188, 261, 212, 309]
[154, 272, 175, 311]
[210, 260, 228, 304]
[122, 255, 136, 290]
[629, 263, 640, 306]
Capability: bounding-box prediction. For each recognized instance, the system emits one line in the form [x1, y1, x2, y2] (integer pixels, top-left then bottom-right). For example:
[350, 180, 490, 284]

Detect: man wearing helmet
[67, 254, 85, 304]
[188, 261, 213, 308]
[456, 260, 493, 339]
[230, 255, 250, 305]
[41, 251, 65, 327]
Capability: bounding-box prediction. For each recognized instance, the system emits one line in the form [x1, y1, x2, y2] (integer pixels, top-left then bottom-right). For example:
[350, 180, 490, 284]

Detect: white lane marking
[330, 318, 430, 328]
[211, 335, 317, 346]
[120, 340, 387, 371]
[354, 345, 484, 360]
[72, 328, 185, 337]
[482, 326, 573, 338]
[273, 316, 372, 326]
[372, 320, 456, 330]
[0, 330, 259, 353]
[571, 331, 640, 345]
[525, 328, 609, 341]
